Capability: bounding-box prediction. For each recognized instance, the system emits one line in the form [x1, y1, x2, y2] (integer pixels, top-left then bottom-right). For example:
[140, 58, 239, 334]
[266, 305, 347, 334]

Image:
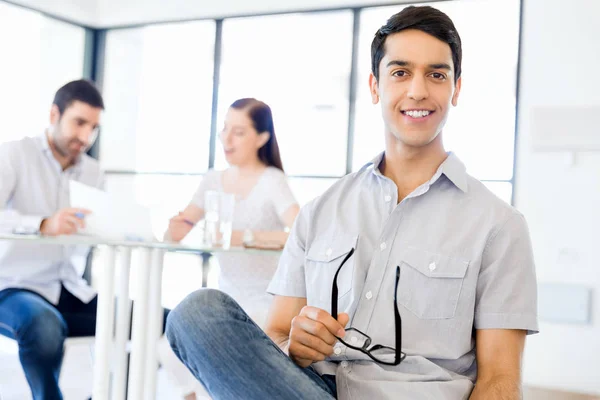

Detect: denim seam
[0, 321, 16, 335]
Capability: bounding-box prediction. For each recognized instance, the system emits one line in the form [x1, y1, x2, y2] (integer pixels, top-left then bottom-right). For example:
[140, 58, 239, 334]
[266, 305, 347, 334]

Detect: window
[101, 21, 215, 173]
[0, 2, 85, 144]
[215, 12, 354, 176]
[353, 0, 520, 182]
[99, 0, 520, 212]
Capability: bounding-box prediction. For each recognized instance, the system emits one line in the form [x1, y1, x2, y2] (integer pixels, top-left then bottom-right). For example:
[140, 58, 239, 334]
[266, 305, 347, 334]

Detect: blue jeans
[0, 287, 97, 400]
[0, 286, 169, 400]
[166, 289, 337, 400]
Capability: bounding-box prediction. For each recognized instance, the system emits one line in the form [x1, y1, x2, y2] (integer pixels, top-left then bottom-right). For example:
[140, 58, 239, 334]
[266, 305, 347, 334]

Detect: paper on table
[69, 181, 156, 242]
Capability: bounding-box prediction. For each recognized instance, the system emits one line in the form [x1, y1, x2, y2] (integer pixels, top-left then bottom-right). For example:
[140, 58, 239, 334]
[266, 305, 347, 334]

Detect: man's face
[369, 29, 461, 149]
[50, 100, 102, 159]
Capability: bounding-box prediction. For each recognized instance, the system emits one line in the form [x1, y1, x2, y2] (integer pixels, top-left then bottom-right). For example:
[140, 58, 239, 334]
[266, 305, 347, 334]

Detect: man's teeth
[404, 110, 431, 118]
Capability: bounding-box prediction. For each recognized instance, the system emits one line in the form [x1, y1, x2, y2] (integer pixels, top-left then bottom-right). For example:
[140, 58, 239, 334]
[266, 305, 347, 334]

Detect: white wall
[516, 0, 600, 395]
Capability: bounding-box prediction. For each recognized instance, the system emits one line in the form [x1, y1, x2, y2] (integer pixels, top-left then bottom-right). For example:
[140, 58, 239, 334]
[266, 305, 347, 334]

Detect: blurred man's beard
[53, 130, 81, 159]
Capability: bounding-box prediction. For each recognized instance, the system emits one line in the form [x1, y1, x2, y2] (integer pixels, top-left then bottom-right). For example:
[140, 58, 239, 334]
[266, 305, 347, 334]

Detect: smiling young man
[166, 6, 538, 400]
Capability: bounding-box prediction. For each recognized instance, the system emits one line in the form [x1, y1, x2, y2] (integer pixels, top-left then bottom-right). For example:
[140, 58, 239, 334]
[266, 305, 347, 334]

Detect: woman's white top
[190, 167, 297, 324]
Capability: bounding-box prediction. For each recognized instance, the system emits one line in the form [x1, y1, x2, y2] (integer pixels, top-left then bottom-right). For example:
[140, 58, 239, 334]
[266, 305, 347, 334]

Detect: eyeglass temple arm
[394, 266, 402, 360]
[331, 247, 355, 320]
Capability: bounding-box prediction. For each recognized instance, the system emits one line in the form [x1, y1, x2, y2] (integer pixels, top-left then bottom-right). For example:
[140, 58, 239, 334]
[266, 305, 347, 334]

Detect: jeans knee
[166, 289, 235, 345]
[20, 308, 66, 360]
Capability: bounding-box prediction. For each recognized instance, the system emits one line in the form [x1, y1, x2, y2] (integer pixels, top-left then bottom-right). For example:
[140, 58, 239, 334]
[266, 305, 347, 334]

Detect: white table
[0, 233, 280, 400]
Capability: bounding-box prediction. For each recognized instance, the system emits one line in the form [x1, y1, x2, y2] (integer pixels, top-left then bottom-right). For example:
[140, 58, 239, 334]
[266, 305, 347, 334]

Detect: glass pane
[353, 0, 520, 181]
[482, 181, 513, 205]
[216, 12, 354, 176]
[101, 21, 215, 173]
[0, 3, 85, 144]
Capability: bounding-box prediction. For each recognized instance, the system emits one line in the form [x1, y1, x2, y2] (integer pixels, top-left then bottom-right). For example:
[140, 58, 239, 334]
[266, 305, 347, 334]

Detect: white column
[144, 248, 165, 400]
[127, 247, 151, 400]
[92, 245, 117, 400]
[112, 247, 132, 400]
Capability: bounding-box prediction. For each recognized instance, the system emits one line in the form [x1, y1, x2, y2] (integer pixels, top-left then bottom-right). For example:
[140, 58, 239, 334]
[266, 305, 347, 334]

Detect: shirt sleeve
[189, 170, 219, 209]
[0, 143, 44, 234]
[267, 201, 312, 298]
[475, 212, 539, 334]
[268, 169, 298, 219]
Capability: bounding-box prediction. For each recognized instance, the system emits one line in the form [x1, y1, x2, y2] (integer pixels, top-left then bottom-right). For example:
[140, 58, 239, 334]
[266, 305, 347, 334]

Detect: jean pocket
[397, 247, 469, 319]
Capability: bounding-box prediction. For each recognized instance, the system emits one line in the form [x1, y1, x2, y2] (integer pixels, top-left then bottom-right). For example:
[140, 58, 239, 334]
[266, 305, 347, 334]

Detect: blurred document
[69, 181, 156, 241]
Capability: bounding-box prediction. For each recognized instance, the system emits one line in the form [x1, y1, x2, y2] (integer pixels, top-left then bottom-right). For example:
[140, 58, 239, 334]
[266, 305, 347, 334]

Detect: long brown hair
[230, 98, 284, 171]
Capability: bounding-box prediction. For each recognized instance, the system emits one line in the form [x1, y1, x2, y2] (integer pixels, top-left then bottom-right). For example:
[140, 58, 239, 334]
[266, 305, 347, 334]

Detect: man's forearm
[470, 375, 521, 400]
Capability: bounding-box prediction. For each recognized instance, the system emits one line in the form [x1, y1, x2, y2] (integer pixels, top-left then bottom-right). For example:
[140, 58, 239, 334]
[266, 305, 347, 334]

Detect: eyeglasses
[331, 248, 406, 366]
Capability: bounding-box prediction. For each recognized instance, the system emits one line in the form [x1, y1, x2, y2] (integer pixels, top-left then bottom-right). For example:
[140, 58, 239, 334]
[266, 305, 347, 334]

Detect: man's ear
[451, 76, 462, 107]
[49, 104, 61, 126]
[369, 73, 380, 104]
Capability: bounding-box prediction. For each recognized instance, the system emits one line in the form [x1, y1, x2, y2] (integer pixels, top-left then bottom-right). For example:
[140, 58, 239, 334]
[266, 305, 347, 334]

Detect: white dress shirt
[190, 167, 298, 325]
[0, 134, 105, 304]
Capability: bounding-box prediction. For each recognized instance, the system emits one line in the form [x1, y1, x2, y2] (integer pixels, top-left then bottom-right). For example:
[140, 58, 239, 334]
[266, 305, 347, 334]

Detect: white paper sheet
[69, 181, 156, 241]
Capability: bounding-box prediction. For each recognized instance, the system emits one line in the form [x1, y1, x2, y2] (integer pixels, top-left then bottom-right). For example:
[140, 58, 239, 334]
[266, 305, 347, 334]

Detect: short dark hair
[52, 79, 104, 114]
[371, 6, 462, 83]
[230, 98, 284, 172]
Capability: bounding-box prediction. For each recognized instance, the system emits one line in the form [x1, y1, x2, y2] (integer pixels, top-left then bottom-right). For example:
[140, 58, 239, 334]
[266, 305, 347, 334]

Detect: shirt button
[380, 242, 386, 250]
[334, 346, 342, 355]
[365, 291, 373, 300]
[341, 361, 349, 368]
[384, 195, 392, 202]
[350, 336, 358, 345]
[429, 262, 437, 271]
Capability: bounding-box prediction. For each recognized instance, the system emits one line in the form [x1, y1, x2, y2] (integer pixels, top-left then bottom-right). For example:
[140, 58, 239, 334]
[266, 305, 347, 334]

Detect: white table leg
[144, 248, 165, 400]
[128, 248, 151, 400]
[92, 245, 117, 400]
[112, 247, 132, 400]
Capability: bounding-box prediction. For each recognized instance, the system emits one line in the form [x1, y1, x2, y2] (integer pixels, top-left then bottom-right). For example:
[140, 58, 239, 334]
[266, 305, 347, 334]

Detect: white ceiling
[7, 0, 407, 28]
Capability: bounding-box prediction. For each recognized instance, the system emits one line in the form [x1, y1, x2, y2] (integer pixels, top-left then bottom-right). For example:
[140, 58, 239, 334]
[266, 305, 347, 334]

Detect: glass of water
[203, 190, 235, 249]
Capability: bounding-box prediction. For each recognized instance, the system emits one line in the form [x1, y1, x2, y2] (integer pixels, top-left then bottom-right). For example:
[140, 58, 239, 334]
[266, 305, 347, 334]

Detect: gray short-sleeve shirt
[267, 153, 538, 400]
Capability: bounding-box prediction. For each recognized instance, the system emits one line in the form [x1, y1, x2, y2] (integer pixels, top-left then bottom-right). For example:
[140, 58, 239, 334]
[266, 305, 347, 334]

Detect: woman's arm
[164, 204, 204, 242]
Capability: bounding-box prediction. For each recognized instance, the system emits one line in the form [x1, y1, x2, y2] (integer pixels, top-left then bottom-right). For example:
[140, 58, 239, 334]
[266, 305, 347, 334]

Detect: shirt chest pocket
[304, 234, 358, 310]
[398, 248, 469, 320]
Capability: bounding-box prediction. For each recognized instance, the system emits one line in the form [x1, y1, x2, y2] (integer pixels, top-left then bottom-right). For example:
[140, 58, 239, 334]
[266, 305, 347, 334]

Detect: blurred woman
[168, 98, 299, 315]
[162, 98, 300, 398]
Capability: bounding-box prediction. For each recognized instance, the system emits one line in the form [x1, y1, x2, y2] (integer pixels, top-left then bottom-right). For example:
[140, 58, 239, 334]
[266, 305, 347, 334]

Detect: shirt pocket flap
[403, 247, 469, 279]
[305, 234, 358, 263]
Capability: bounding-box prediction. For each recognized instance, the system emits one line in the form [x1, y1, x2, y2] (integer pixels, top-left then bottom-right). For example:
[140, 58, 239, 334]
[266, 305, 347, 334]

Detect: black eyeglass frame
[331, 247, 406, 366]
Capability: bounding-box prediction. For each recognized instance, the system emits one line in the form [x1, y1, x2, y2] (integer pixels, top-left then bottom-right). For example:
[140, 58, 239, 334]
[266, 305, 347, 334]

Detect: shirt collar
[360, 151, 468, 193]
[429, 152, 469, 193]
[359, 152, 386, 176]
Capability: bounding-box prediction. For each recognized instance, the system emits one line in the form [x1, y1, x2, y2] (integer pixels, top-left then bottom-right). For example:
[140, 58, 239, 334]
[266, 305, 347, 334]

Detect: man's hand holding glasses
[288, 247, 405, 368]
[287, 306, 350, 368]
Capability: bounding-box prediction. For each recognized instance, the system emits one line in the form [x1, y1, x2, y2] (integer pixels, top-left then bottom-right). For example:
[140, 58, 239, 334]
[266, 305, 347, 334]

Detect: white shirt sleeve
[268, 168, 298, 219]
[475, 212, 539, 334]
[267, 201, 312, 298]
[0, 143, 44, 233]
